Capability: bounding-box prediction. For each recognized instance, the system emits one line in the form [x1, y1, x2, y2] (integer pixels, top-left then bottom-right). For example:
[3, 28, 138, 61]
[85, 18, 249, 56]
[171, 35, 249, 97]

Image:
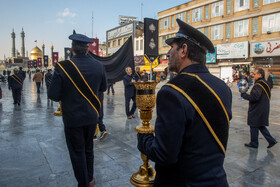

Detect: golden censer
[130, 81, 159, 187]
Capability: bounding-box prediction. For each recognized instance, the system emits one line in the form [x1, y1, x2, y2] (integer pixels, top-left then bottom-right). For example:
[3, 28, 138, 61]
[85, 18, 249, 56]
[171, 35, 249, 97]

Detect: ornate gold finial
[42, 43, 45, 48]
[51, 44, 54, 49]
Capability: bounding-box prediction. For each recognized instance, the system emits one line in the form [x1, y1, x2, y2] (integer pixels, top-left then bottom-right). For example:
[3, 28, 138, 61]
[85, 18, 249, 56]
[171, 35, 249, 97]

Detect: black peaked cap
[69, 30, 93, 44]
[166, 19, 215, 53]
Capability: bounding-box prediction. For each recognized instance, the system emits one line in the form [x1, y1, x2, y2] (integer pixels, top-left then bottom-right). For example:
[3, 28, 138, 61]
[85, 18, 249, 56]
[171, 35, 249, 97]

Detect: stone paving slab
[0, 78, 279, 187]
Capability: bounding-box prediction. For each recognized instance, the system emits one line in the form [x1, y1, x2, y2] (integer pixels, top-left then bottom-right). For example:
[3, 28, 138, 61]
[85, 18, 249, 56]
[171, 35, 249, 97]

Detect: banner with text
[144, 18, 159, 62]
[64, 48, 72, 60]
[89, 38, 99, 56]
[206, 47, 217, 63]
[37, 58, 42, 68]
[28, 60, 33, 68]
[251, 40, 280, 57]
[33, 60, 37, 68]
[52, 52, 59, 66]
[217, 41, 248, 59]
[44, 55, 48, 67]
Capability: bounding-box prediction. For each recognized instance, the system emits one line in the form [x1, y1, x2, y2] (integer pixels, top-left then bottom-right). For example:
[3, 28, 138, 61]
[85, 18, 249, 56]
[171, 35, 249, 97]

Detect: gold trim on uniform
[166, 83, 226, 154]
[57, 62, 100, 116]
[181, 72, 230, 124]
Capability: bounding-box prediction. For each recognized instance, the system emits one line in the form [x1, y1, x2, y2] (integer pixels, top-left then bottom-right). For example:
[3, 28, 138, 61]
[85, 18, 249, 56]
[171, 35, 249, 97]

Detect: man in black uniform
[123, 67, 136, 119]
[241, 68, 277, 149]
[8, 68, 24, 106]
[48, 31, 107, 187]
[137, 19, 232, 186]
[133, 66, 142, 82]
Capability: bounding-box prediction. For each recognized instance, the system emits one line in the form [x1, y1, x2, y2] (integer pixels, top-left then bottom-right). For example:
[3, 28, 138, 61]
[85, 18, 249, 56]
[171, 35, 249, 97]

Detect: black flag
[44, 55, 48, 67]
[144, 18, 159, 62]
[88, 36, 134, 83]
[64, 48, 72, 60]
[33, 60, 37, 68]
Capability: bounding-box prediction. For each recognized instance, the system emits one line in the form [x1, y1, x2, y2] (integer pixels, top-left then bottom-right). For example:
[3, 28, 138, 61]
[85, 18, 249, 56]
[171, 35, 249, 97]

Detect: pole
[141, 3, 143, 21]
[92, 11, 94, 38]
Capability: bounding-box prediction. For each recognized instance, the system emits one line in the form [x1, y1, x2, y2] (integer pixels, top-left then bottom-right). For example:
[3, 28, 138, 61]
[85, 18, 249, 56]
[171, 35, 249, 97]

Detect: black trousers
[107, 83, 114, 94]
[250, 126, 276, 147]
[12, 88, 21, 104]
[36, 82, 41, 93]
[64, 125, 95, 187]
[125, 95, 136, 117]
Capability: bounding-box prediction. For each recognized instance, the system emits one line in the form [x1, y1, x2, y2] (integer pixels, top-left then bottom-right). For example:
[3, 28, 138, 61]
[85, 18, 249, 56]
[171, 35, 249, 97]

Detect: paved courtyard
[0, 77, 279, 187]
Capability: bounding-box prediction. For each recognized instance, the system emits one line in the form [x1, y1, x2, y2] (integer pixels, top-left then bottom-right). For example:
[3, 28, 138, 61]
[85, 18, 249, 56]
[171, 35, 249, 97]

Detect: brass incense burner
[130, 81, 159, 187]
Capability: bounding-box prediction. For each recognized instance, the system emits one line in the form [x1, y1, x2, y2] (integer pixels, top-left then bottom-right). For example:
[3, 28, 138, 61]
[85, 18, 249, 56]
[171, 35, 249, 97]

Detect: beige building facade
[158, 0, 280, 85]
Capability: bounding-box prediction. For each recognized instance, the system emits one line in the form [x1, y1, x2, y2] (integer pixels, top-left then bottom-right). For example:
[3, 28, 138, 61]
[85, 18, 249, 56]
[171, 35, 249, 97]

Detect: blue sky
[0, 0, 190, 60]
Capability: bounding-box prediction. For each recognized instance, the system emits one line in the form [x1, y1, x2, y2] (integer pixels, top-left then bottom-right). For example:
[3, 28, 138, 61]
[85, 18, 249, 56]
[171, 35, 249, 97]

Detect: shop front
[251, 40, 280, 86]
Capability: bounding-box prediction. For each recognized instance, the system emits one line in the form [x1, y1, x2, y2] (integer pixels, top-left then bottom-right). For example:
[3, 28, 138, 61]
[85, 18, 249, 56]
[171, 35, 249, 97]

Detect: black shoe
[244, 143, 258, 148]
[18, 103, 20, 106]
[267, 141, 277, 148]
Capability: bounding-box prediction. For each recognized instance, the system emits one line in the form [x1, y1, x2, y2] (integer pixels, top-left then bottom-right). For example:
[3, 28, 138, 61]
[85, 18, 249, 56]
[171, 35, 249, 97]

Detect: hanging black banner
[88, 36, 134, 83]
[43, 55, 48, 67]
[33, 60, 37, 68]
[64, 48, 72, 60]
[144, 18, 159, 62]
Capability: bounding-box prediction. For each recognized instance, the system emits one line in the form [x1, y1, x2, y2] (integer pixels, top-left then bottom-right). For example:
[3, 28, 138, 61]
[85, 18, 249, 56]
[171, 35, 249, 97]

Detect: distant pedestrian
[8, 68, 23, 106]
[241, 68, 277, 149]
[134, 66, 142, 82]
[0, 85, 2, 100]
[33, 69, 43, 93]
[141, 70, 148, 81]
[45, 69, 53, 99]
[107, 81, 115, 95]
[267, 71, 274, 89]
[41, 70, 45, 86]
[123, 67, 136, 119]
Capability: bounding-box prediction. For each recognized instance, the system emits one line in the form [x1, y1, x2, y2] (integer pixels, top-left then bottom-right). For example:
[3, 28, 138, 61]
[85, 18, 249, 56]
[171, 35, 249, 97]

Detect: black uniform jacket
[48, 54, 107, 128]
[45, 72, 53, 87]
[133, 72, 142, 82]
[138, 64, 232, 187]
[8, 73, 23, 90]
[241, 78, 270, 127]
[123, 74, 135, 97]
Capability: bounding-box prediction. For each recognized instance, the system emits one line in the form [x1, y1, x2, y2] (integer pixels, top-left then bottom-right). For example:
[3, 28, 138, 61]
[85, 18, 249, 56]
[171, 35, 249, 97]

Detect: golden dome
[30, 46, 43, 60]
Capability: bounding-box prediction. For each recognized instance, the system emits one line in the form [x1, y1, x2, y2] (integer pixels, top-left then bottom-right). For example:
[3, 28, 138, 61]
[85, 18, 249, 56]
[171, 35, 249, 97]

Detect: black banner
[65, 48, 72, 60]
[88, 36, 134, 83]
[43, 55, 48, 67]
[33, 60, 37, 68]
[144, 18, 159, 62]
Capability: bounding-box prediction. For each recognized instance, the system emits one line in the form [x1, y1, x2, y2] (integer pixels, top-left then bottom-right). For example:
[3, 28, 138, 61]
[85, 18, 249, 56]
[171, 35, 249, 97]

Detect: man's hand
[132, 79, 135, 83]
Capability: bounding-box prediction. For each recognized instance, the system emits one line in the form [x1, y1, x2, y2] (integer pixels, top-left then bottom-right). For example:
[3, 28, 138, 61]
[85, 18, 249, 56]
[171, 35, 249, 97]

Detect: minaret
[11, 29, 16, 57]
[42, 43, 45, 67]
[42, 43, 45, 57]
[20, 28, 25, 57]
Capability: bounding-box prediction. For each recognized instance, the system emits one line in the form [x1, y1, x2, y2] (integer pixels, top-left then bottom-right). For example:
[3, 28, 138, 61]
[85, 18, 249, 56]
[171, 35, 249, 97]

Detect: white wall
[220, 66, 233, 82]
